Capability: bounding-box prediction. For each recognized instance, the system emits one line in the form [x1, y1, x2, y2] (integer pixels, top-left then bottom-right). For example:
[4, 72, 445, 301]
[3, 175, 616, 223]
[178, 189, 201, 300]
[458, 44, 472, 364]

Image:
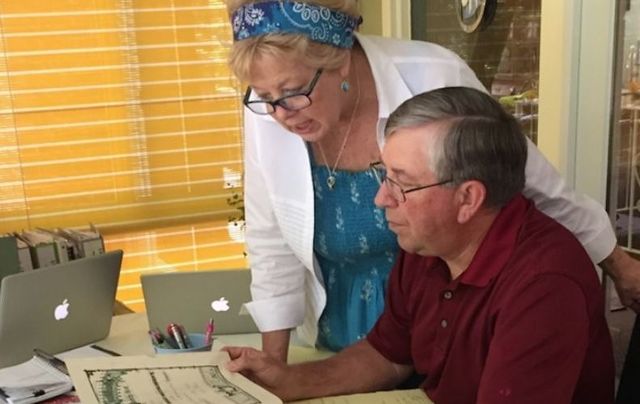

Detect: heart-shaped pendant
[327, 175, 336, 190]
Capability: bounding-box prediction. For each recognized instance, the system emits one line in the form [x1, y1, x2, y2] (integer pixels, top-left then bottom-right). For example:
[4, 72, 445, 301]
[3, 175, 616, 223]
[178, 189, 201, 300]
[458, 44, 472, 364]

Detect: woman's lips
[292, 120, 313, 134]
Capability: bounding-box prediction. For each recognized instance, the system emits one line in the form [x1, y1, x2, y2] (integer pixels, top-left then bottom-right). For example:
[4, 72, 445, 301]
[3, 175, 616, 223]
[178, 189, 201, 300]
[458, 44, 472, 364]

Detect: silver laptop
[141, 269, 258, 335]
[0, 250, 122, 368]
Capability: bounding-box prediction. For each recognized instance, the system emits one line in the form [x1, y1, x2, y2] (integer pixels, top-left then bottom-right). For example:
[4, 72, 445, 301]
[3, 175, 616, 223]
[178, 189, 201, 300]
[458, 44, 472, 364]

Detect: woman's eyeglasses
[243, 69, 323, 115]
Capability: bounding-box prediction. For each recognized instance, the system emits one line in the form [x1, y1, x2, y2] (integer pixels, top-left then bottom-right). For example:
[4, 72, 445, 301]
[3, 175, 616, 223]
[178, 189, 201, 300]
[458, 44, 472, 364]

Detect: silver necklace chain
[317, 59, 361, 190]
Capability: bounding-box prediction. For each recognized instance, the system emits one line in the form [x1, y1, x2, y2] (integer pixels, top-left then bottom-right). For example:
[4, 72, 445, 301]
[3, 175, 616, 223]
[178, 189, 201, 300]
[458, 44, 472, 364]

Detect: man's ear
[455, 180, 486, 224]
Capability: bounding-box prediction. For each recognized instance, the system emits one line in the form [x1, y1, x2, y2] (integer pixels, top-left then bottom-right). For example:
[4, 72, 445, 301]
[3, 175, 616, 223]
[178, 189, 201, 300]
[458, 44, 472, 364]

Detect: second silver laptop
[141, 269, 258, 336]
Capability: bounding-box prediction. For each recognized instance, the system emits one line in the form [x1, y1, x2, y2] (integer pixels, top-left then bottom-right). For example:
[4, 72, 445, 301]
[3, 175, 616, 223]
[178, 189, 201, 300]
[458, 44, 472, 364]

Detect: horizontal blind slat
[0, 0, 246, 312]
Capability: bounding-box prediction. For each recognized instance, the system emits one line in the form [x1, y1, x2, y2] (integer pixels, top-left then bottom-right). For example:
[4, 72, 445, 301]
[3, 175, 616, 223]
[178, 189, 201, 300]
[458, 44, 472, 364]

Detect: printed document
[292, 389, 432, 404]
[66, 351, 282, 404]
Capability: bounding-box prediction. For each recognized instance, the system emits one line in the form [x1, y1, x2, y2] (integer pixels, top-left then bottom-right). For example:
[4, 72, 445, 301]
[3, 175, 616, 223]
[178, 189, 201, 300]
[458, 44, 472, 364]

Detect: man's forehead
[383, 124, 442, 162]
[381, 141, 427, 181]
[387, 121, 446, 143]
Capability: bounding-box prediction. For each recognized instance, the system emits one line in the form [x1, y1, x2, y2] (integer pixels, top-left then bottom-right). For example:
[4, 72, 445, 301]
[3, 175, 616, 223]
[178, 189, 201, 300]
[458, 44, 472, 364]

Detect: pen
[33, 348, 69, 376]
[90, 344, 121, 357]
[204, 318, 215, 345]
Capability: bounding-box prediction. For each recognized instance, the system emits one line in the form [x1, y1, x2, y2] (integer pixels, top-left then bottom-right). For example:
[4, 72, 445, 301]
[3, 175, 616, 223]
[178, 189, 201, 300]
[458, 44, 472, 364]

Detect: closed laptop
[141, 269, 258, 335]
[0, 250, 122, 368]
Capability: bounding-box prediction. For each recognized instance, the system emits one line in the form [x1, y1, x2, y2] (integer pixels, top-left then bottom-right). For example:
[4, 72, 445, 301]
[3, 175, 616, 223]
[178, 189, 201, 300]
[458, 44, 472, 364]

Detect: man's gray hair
[384, 87, 527, 209]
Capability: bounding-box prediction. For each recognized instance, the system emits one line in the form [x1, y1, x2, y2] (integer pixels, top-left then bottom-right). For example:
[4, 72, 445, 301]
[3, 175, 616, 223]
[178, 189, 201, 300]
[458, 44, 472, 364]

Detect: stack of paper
[0, 356, 72, 404]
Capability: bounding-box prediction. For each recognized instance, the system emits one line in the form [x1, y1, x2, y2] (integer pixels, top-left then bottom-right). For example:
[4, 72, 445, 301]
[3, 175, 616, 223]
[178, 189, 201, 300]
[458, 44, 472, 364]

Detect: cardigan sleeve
[242, 112, 308, 333]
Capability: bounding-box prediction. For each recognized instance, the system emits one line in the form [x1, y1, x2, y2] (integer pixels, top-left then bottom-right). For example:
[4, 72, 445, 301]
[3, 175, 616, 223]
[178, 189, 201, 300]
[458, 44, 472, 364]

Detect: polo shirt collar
[459, 194, 531, 287]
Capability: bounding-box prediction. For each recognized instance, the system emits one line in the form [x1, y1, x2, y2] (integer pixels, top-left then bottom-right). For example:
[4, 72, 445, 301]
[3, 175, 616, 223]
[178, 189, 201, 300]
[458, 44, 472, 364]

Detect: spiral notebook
[0, 349, 72, 404]
[0, 250, 123, 368]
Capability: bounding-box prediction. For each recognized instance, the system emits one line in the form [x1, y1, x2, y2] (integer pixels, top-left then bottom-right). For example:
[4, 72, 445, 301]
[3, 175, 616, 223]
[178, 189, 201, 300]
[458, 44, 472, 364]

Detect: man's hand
[601, 246, 640, 312]
[224, 346, 293, 399]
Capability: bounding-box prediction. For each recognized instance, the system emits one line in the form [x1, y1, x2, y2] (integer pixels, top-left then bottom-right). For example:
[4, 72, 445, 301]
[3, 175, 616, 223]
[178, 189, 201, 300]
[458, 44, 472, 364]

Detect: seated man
[225, 87, 614, 404]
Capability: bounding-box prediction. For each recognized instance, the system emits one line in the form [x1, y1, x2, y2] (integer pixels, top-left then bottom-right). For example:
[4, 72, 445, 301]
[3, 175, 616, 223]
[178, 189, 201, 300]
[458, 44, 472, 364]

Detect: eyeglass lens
[245, 69, 322, 115]
[247, 94, 311, 114]
[371, 164, 405, 202]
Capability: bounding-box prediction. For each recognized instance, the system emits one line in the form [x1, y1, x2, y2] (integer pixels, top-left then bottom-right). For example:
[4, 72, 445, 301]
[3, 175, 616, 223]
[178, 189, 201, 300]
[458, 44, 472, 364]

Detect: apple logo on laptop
[54, 299, 70, 321]
[211, 297, 230, 312]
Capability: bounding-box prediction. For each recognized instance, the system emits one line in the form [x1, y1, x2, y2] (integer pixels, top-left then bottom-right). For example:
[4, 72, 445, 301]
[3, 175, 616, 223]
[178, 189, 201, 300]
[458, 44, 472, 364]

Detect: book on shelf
[34, 229, 76, 264]
[17, 231, 58, 269]
[54, 227, 104, 259]
[0, 234, 22, 280]
[14, 236, 34, 272]
[0, 350, 72, 404]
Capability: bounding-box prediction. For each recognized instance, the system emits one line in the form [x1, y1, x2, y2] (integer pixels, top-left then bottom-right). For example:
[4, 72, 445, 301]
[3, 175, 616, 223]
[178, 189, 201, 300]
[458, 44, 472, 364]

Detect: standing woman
[226, 0, 638, 362]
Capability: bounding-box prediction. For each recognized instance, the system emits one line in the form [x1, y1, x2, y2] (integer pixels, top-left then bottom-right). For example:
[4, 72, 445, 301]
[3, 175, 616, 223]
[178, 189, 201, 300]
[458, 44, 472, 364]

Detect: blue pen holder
[154, 333, 213, 354]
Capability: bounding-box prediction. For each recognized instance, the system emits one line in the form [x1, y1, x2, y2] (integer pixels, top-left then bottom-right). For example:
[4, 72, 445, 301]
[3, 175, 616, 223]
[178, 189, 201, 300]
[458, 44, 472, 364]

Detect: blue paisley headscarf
[232, 1, 362, 49]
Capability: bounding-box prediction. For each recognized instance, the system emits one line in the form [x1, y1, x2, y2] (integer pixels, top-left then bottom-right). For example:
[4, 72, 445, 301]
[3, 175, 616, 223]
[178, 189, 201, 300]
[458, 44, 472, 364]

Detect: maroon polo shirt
[367, 195, 614, 404]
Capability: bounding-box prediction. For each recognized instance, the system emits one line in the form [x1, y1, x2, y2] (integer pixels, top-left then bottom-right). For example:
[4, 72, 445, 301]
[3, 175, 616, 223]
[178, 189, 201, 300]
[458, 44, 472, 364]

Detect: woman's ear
[455, 180, 486, 224]
[339, 51, 352, 81]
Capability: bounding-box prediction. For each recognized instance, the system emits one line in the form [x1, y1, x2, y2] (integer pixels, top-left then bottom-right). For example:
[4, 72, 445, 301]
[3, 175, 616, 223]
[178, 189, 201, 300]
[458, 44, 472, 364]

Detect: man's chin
[397, 238, 418, 254]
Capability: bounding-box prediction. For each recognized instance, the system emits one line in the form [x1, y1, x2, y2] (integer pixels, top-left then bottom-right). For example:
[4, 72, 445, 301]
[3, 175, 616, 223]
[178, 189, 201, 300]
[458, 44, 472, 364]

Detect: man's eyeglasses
[369, 161, 452, 203]
[243, 69, 323, 115]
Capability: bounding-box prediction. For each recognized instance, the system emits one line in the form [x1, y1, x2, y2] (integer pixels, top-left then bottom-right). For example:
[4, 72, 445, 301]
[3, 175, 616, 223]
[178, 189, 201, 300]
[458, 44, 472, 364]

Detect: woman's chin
[291, 124, 324, 142]
[297, 133, 323, 142]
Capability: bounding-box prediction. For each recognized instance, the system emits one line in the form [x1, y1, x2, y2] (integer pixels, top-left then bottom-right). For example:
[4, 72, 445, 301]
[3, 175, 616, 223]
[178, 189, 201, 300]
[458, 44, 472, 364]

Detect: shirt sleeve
[523, 140, 616, 263]
[477, 274, 590, 404]
[242, 112, 307, 332]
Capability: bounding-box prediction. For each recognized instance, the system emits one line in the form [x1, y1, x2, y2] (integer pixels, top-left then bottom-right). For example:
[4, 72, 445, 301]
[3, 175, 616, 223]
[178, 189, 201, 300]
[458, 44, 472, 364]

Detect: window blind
[0, 0, 247, 312]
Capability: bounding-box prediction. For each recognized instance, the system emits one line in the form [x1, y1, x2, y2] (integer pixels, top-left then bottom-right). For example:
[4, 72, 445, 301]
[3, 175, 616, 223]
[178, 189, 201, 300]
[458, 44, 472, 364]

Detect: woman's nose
[272, 104, 296, 121]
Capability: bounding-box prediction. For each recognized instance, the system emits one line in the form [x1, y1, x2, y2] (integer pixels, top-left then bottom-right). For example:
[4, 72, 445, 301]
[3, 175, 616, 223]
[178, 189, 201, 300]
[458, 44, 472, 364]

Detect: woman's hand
[601, 246, 640, 312]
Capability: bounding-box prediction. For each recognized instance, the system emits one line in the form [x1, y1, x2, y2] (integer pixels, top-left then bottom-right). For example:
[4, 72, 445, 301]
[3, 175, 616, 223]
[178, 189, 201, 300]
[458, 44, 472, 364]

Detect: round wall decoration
[456, 0, 498, 33]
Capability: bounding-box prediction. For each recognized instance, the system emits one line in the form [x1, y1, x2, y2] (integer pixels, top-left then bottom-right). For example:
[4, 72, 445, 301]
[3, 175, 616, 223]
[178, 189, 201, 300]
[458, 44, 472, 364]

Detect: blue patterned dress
[311, 162, 399, 351]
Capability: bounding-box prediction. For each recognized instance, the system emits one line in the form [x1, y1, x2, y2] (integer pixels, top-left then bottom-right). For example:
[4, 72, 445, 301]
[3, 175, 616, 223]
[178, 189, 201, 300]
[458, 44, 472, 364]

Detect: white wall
[539, 0, 617, 205]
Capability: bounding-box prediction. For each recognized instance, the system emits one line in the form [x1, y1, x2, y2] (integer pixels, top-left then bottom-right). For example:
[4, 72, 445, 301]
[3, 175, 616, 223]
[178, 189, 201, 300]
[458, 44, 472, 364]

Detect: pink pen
[204, 318, 215, 345]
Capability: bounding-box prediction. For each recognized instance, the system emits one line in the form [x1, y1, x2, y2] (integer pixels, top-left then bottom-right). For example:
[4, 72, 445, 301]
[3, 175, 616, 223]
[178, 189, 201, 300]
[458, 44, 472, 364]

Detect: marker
[167, 323, 187, 349]
[179, 324, 192, 348]
[148, 328, 176, 349]
[204, 318, 215, 345]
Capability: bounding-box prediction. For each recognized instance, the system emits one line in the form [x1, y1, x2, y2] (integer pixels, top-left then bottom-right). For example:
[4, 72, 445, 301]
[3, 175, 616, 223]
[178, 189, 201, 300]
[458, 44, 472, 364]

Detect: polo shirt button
[443, 290, 453, 300]
[440, 319, 448, 328]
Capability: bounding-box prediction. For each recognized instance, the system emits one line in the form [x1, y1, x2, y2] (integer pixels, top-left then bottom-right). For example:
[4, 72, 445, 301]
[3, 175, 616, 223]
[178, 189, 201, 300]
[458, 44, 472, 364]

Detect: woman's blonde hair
[225, 0, 360, 81]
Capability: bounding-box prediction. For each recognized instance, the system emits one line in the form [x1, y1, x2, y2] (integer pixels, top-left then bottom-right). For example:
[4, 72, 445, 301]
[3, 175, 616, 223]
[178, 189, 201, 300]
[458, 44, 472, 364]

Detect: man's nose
[374, 182, 398, 208]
